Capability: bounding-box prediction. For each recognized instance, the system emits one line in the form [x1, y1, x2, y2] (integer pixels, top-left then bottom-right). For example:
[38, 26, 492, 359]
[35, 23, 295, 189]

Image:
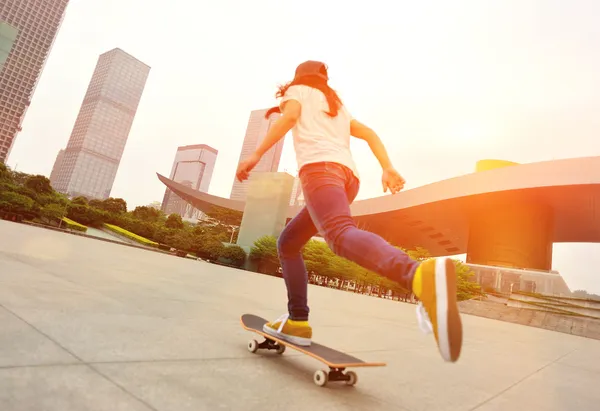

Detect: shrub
[104, 223, 158, 247]
[62, 217, 88, 233]
[249, 235, 280, 273]
[196, 238, 225, 261]
[221, 245, 247, 267]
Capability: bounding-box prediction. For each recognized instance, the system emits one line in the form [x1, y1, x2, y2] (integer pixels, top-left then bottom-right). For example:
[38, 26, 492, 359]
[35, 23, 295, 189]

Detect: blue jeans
[277, 161, 419, 321]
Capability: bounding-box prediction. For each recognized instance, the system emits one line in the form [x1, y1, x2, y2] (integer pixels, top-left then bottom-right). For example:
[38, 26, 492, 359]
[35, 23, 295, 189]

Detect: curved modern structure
[157, 156, 600, 271]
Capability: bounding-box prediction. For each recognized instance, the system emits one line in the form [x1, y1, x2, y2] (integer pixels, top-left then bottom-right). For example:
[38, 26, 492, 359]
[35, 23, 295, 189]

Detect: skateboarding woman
[235, 61, 463, 363]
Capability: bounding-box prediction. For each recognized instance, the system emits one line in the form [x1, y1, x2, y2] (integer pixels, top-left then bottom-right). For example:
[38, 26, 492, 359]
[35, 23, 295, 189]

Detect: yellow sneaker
[263, 314, 312, 346]
[412, 257, 463, 362]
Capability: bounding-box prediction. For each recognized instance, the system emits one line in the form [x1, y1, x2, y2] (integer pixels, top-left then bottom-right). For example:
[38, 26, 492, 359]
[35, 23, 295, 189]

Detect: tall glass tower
[0, 0, 70, 162]
[50, 48, 150, 199]
[161, 144, 218, 220]
[230, 108, 283, 201]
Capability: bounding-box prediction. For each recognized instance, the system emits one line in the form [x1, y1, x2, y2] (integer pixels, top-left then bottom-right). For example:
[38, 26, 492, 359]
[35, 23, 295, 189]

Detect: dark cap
[294, 60, 328, 81]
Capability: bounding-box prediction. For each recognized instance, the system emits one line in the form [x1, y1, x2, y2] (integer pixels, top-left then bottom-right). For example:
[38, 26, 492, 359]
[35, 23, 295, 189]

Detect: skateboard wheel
[247, 339, 258, 353]
[313, 370, 328, 387]
[275, 344, 286, 355]
[345, 371, 358, 386]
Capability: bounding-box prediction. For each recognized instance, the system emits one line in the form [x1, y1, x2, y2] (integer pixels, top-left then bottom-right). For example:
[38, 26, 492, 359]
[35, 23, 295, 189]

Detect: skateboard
[240, 314, 386, 387]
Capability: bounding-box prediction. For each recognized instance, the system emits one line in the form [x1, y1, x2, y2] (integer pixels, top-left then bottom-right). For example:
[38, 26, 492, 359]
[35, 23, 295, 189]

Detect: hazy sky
[6, 0, 600, 293]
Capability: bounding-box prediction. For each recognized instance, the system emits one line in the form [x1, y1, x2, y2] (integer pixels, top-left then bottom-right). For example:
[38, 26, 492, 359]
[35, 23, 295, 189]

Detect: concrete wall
[507, 293, 600, 319]
[236, 172, 295, 248]
[459, 299, 600, 340]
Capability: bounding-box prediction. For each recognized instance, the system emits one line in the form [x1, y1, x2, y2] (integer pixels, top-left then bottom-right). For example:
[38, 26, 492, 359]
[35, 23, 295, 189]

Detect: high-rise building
[289, 177, 305, 206]
[48, 148, 64, 183]
[230, 108, 283, 201]
[161, 144, 218, 220]
[0, 21, 18, 73]
[147, 201, 162, 210]
[50, 48, 150, 199]
[0, 1, 70, 163]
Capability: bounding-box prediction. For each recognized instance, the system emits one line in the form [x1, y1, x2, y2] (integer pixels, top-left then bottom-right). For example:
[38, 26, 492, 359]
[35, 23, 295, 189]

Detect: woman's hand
[382, 168, 405, 194]
[236, 152, 262, 182]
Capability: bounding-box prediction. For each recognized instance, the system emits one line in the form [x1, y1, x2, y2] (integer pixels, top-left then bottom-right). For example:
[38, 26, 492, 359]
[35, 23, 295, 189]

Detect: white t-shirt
[280, 85, 359, 179]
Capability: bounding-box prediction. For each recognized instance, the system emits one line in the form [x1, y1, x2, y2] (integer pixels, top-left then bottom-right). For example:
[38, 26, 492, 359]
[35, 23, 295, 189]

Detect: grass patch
[62, 217, 88, 233]
[104, 223, 158, 247]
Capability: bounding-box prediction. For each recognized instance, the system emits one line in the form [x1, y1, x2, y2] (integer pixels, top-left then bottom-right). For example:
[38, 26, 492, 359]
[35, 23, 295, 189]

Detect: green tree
[302, 240, 331, 274]
[132, 205, 163, 222]
[88, 199, 103, 209]
[41, 203, 66, 221]
[0, 181, 17, 196]
[66, 204, 108, 227]
[165, 213, 184, 229]
[0, 191, 35, 213]
[327, 255, 366, 283]
[165, 231, 194, 251]
[129, 220, 157, 240]
[0, 163, 11, 181]
[8, 170, 28, 186]
[405, 246, 432, 262]
[572, 290, 600, 301]
[10, 183, 38, 202]
[453, 259, 483, 301]
[36, 194, 62, 207]
[153, 226, 177, 244]
[97, 197, 127, 214]
[71, 196, 89, 206]
[205, 206, 243, 227]
[193, 220, 229, 242]
[198, 207, 243, 242]
[24, 175, 53, 195]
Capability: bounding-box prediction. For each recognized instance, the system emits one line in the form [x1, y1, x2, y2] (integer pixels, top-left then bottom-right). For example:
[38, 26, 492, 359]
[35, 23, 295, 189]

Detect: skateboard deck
[240, 314, 386, 387]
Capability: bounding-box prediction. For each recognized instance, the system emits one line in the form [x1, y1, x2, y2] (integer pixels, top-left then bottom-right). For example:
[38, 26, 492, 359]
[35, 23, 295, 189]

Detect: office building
[289, 176, 305, 206]
[0, 1, 70, 162]
[161, 144, 217, 220]
[237, 172, 295, 248]
[230, 108, 283, 201]
[147, 201, 161, 210]
[48, 149, 64, 183]
[50, 48, 150, 199]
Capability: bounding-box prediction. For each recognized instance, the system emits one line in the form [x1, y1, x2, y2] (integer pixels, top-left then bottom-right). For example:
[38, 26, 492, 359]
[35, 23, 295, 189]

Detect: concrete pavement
[1, 220, 599, 410]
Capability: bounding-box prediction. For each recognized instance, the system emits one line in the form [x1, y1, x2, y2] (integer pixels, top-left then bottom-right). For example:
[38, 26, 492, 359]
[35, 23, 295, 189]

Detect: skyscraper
[230, 108, 283, 201]
[50, 48, 150, 199]
[0, 0, 70, 163]
[289, 177, 305, 206]
[161, 144, 218, 220]
[48, 148, 64, 183]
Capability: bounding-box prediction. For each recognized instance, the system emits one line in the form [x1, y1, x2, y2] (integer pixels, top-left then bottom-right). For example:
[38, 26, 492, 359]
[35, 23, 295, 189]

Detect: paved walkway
[1, 220, 599, 410]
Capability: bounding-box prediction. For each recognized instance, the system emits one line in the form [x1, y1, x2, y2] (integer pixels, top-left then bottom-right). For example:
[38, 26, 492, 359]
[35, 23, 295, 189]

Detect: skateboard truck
[248, 337, 286, 355]
[314, 367, 358, 387]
